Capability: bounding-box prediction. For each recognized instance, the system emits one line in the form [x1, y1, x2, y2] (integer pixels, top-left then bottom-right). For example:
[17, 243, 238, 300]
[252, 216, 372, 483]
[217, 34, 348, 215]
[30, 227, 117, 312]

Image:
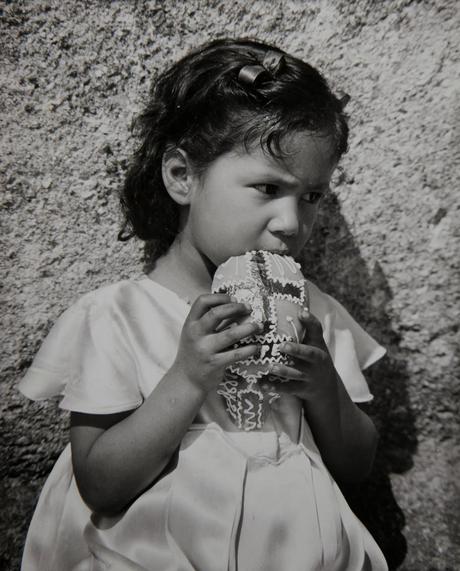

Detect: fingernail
[271, 364, 280, 373]
[283, 343, 291, 352]
[301, 308, 309, 319]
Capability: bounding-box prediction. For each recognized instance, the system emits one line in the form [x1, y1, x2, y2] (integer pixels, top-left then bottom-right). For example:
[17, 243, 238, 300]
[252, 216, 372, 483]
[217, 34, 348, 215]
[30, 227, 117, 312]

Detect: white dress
[19, 277, 388, 571]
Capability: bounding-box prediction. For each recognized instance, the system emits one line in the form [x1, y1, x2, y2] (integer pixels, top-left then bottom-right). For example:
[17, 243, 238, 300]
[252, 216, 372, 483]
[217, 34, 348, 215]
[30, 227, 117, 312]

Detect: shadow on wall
[301, 190, 418, 571]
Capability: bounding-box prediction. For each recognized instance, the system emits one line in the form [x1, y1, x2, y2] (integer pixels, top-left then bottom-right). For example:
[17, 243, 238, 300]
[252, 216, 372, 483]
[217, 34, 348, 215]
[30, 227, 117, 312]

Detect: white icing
[272, 253, 285, 276]
[260, 345, 270, 359]
[286, 315, 300, 344]
[283, 255, 298, 273]
[217, 377, 265, 430]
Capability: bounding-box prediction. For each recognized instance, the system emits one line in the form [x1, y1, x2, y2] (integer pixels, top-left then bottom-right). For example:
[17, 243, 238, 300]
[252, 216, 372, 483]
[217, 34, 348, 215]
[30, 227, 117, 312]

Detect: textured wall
[1, 1, 459, 569]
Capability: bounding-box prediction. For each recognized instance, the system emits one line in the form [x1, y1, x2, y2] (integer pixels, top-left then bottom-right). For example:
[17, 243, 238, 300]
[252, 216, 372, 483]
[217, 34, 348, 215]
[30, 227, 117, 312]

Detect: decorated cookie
[211, 250, 309, 430]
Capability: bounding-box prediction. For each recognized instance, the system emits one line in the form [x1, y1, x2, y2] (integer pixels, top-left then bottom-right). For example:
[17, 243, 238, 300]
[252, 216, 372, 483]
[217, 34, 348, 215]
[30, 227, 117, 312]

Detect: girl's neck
[148, 237, 215, 304]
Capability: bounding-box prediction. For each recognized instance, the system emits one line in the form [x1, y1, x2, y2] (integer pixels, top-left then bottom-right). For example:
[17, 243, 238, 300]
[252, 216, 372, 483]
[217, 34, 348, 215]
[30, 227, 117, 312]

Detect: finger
[298, 308, 326, 347]
[201, 302, 252, 332]
[278, 341, 325, 363]
[213, 343, 260, 369]
[212, 320, 263, 352]
[188, 293, 232, 320]
[269, 362, 305, 380]
[274, 380, 307, 395]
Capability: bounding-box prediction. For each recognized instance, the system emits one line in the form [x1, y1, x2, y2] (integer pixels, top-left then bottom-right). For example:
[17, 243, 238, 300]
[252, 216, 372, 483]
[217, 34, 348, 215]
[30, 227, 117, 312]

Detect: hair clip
[238, 50, 285, 87]
[238, 64, 268, 86]
[262, 51, 285, 76]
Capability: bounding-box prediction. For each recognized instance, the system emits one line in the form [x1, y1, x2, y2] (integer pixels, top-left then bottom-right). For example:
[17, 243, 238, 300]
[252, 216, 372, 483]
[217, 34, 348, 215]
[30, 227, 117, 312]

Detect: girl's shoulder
[305, 278, 386, 402]
[68, 277, 148, 310]
[19, 277, 187, 407]
[305, 278, 352, 321]
[66, 276, 189, 321]
[306, 278, 367, 329]
[305, 278, 333, 311]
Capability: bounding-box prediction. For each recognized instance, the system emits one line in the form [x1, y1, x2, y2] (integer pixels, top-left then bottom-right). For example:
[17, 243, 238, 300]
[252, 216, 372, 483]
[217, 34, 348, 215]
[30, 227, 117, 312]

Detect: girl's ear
[161, 147, 197, 205]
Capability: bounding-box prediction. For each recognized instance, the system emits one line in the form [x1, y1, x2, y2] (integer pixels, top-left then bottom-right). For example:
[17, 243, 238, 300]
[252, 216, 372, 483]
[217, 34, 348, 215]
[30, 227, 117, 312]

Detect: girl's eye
[254, 184, 279, 196]
[301, 192, 323, 204]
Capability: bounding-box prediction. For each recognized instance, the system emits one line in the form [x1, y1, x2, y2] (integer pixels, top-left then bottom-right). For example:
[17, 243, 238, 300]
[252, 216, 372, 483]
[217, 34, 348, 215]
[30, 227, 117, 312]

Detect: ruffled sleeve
[18, 288, 143, 414]
[307, 280, 386, 403]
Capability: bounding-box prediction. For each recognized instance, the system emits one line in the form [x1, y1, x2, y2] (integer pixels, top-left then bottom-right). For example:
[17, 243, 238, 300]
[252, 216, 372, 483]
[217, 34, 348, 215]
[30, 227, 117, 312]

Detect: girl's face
[186, 130, 337, 267]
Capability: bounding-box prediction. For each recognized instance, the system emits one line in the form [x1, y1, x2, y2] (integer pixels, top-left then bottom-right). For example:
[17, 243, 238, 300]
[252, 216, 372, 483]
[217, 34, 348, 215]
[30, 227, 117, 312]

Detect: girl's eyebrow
[245, 167, 302, 187]
[248, 170, 330, 190]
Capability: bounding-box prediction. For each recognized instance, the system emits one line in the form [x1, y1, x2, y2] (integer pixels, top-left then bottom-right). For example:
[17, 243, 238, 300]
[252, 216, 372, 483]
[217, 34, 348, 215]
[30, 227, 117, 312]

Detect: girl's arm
[273, 309, 378, 483]
[71, 366, 207, 515]
[71, 294, 262, 515]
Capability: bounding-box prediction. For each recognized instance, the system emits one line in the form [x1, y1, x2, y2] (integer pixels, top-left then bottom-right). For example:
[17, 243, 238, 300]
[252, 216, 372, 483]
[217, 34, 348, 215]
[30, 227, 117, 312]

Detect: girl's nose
[267, 197, 300, 237]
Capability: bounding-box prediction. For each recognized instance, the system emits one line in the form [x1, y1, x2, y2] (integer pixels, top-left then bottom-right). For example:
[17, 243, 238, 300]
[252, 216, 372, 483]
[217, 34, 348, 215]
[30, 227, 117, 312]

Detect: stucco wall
[1, 1, 459, 569]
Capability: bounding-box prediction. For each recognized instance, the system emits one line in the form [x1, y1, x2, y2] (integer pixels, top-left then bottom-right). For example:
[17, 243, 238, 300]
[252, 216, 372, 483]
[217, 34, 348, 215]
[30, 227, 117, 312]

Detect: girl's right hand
[172, 293, 262, 393]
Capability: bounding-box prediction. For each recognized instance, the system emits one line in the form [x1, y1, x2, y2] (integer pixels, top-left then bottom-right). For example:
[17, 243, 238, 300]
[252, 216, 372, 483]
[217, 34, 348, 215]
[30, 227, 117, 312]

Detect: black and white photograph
[1, 1, 458, 570]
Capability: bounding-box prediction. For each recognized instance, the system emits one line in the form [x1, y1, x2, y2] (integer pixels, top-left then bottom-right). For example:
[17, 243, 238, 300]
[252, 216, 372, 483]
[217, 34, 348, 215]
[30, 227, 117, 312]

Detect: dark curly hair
[118, 38, 349, 259]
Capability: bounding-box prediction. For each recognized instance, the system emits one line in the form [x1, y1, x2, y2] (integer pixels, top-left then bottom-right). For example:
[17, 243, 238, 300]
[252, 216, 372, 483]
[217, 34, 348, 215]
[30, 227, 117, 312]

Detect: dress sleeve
[18, 293, 143, 414]
[307, 282, 386, 403]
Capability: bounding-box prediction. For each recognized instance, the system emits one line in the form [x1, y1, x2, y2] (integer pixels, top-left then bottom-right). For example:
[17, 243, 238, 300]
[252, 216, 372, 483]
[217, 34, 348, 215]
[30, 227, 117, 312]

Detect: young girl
[19, 38, 388, 571]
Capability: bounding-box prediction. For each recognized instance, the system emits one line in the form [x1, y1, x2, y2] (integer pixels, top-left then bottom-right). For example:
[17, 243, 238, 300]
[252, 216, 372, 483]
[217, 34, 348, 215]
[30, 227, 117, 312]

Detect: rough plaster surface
[1, 1, 459, 569]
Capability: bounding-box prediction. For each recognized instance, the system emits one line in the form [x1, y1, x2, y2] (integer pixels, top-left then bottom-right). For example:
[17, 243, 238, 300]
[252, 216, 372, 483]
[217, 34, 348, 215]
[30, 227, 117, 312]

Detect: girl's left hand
[270, 309, 338, 404]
